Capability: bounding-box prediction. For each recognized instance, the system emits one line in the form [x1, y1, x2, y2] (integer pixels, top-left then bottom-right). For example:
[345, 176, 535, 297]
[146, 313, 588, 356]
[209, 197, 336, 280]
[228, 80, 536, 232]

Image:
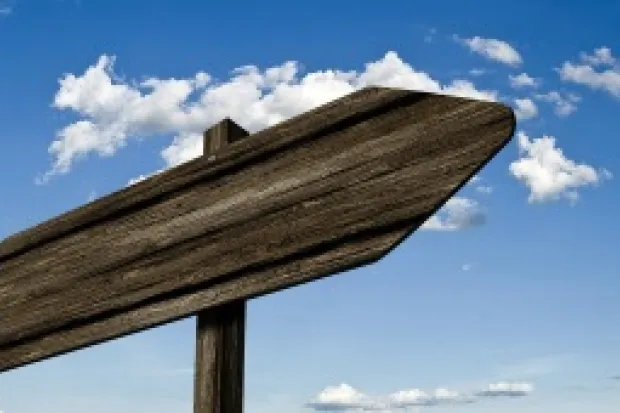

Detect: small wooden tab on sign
[203, 118, 250, 160]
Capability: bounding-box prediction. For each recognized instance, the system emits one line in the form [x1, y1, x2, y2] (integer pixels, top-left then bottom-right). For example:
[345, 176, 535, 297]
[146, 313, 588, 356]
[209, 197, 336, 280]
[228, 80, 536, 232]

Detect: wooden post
[194, 119, 249, 413]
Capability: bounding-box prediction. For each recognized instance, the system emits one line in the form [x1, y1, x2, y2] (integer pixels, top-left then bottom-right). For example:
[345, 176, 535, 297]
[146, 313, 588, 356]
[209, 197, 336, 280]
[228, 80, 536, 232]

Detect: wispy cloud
[305, 380, 534, 411]
[421, 197, 486, 231]
[558, 46, 620, 99]
[455, 35, 523, 66]
[86, 190, 97, 202]
[534, 91, 580, 117]
[476, 382, 534, 397]
[424, 27, 437, 43]
[509, 72, 539, 88]
[469, 68, 487, 76]
[580, 47, 616, 66]
[475, 185, 493, 194]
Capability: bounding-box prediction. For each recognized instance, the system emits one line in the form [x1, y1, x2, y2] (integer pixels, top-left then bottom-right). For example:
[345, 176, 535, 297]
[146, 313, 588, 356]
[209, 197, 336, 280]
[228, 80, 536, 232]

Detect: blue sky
[1, 0, 619, 412]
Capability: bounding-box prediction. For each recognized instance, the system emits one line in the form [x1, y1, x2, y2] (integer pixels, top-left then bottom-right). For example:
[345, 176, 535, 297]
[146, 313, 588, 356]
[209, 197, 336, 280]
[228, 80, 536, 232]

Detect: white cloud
[476, 185, 493, 194]
[40, 51, 498, 184]
[559, 60, 620, 99]
[468, 175, 493, 194]
[306, 384, 379, 411]
[534, 91, 580, 117]
[469, 68, 486, 76]
[306, 381, 533, 411]
[87, 190, 97, 202]
[421, 197, 486, 231]
[509, 72, 538, 88]
[0, 5, 11, 16]
[461, 263, 473, 271]
[558, 47, 619, 98]
[456, 36, 522, 66]
[513, 98, 538, 120]
[476, 382, 534, 397]
[509, 131, 610, 203]
[388, 388, 472, 407]
[467, 175, 492, 194]
[579, 47, 616, 66]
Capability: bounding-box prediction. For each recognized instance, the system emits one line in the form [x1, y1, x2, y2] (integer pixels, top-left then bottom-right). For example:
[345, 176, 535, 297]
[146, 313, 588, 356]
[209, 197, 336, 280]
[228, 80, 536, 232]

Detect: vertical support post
[194, 118, 250, 413]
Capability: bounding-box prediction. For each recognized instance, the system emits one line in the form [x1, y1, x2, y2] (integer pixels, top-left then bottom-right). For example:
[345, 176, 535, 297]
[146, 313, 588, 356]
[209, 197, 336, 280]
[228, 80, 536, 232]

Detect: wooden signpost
[0, 87, 515, 412]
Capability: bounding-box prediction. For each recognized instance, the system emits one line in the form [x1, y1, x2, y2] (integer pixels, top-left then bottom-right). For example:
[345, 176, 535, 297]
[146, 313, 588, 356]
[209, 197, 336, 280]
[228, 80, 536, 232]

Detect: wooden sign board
[0, 87, 515, 373]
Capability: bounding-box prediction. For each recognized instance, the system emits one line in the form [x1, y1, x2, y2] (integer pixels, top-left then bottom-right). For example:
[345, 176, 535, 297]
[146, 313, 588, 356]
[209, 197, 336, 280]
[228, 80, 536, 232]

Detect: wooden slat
[194, 301, 245, 413]
[0, 87, 412, 260]
[0, 87, 515, 372]
[194, 119, 248, 413]
[0, 223, 414, 372]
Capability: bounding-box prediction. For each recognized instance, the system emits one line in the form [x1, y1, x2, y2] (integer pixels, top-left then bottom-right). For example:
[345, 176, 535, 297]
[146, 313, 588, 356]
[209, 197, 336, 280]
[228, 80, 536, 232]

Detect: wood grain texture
[0, 224, 413, 372]
[0, 87, 515, 372]
[194, 119, 247, 413]
[194, 301, 245, 413]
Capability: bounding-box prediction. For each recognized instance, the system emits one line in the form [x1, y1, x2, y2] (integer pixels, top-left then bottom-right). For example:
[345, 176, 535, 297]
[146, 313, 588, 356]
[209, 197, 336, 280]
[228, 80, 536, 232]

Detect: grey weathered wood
[203, 118, 249, 156]
[194, 119, 247, 413]
[0, 87, 515, 372]
[194, 301, 245, 413]
[0, 225, 411, 371]
[0, 87, 412, 259]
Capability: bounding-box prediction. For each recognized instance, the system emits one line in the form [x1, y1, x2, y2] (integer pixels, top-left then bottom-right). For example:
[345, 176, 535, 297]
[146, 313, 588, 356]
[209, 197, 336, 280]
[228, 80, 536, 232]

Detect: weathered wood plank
[194, 119, 247, 413]
[0, 87, 411, 260]
[0, 224, 413, 372]
[0, 87, 515, 372]
[194, 301, 245, 413]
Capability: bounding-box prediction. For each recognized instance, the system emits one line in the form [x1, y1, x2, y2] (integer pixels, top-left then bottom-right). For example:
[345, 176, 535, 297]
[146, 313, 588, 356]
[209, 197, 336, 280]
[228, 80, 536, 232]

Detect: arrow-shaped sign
[0, 87, 515, 373]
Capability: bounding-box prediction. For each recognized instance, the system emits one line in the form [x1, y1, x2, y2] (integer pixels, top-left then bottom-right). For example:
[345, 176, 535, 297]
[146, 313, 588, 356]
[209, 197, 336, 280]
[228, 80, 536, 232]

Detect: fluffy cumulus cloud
[305, 384, 379, 411]
[558, 46, 620, 98]
[40, 51, 498, 183]
[513, 98, 538, 120]
[306, 382, 533, 411]
[509, 131, 611, 203]
[456, 35, 522, 66]
[509, 72, 539, 88]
